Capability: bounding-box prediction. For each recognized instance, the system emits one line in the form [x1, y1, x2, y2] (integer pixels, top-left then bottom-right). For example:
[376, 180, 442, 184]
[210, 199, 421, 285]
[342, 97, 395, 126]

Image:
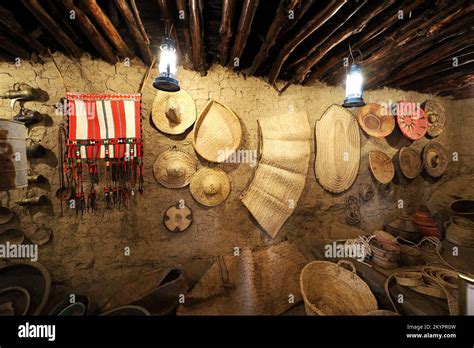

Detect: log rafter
[0, 0, 471, 99]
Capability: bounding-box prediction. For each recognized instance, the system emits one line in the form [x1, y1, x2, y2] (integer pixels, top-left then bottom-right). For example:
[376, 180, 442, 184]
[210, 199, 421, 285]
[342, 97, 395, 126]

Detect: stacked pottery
[370, 238, 400, 269]
[383, 212, 422, 243]
[412, 205, 441, 239]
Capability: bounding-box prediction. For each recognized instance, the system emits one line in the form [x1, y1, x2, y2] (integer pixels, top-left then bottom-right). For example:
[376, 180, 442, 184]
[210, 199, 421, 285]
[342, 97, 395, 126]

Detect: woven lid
[152, 90, 196, 135]
[153, 148, 197, 188]
[396, 101, 428, 140]
[423, 141, 448, 177]
[315, 104, 360, 193]
[369, 150, 394, 184]
[357, 103, 395, 138]
[193, 100, 242, 163]
[164, 204, 193, 232]
[399, 147, 422, 179]
[422, 100, 446, 137]
[190, 167, 230, 206]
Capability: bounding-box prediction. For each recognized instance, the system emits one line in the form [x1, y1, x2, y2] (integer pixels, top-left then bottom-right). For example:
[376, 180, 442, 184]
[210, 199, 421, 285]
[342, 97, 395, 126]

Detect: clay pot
[371, 254, 398, 269]
[449, 199, 474, 221]
[0, 229, 25, 245]
[0, 207, 14, 225]
[370, 240, 400, 262]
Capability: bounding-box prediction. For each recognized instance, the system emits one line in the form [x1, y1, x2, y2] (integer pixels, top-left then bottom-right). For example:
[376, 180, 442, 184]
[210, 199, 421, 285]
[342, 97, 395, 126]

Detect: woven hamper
[300, 260, 377, 315]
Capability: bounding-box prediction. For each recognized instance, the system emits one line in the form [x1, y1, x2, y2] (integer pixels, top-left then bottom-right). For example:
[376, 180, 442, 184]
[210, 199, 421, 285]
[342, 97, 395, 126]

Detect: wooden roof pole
[63, 0, 117, 64]
[176, 0, 192, 64]
[21, 0, 82, 57]
[189, 0, 206, 74]
[245, 0, 300, 76]
[82, 0, 133, 58]
[227, 0, 260, 69]
[267, 0, 347, 85]
[0, 5, 46, 54]
[219, 0, 237, 66]
[113, 0, 153, 65]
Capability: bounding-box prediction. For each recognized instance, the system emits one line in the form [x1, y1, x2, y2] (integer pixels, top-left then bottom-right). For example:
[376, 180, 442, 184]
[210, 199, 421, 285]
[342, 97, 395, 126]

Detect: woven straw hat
[357, 103, 395, 138]
[240, 111, 311, 238]
[153, 147, 197, 188]
[152, 90, 196, 134]
[315, 104, 360, 193]
[369, 150, 394, 184]
[190, 167, 230, 206]
[193, 100, 241, 163]
[423, 141, 448, 177]
[422, 100, 446, 137]
[396, 100, 428, 140]
[399, 147, 422, 179]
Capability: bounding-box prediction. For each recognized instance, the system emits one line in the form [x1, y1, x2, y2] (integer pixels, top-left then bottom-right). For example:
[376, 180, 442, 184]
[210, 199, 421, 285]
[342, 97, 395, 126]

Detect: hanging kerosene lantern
[153, 37, 180, 92]
[342, 45, 365, 108]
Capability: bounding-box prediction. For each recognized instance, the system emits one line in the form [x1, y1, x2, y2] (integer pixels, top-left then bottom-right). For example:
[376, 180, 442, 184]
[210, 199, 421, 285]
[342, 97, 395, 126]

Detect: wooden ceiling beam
[401, 63, 474, 92]
[245, 0, 301, 75]
[395, 50, 474, 87]
[219, 0, 237, 66]
[0, 30, 29, 58]
[227, 0, 260, 69]
[63, 0, 117, 64]
[113, 0, 153, 65]
[317, 0, 424, 83]
[82, 0, 133, 58]
[365, 15, 474, 89]
[176, 0, 192, 64]
[280, 0, 314, 35]
[21, 0, 82, 57]
[285, 0, 394, 88]
[267, 0, 347, 85]
[189, 0, 206, 74]
[0, 4, 46, 54]
[286, 0, 368, 71]
[130, 0, 150, 45]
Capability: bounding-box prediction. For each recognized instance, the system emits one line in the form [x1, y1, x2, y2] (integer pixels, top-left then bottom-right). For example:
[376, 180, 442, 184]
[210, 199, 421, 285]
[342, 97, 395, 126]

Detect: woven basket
[300, 260, 377, 315]
[445, 217, 474, 247]
[192, 100, 241, 163]
[315, 105, 360, 193]
[369, 150, 394, 184]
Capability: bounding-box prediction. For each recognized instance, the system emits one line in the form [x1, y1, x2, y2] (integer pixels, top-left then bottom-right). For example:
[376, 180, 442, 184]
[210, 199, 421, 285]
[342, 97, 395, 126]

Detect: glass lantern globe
[342, 64, 365, 108]
[153, 37, 180, 92]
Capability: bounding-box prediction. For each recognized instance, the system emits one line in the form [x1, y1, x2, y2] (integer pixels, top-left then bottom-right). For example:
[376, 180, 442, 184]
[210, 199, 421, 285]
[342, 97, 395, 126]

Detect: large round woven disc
[315, 105, 360, 193]
[369, 150, 394, 184]
[423, 141, 448, 177]
[190, 167, 231, 206]
[152, 90, 196, 135]
[357, 103, 395, 138]
[396, 101, 428, 140]
[422, 100, 446, 137]
[153, 149, 197, 188]
[164, 204, 193, 232]
[399, 147, 422, 179]
[193, 100, 242, 163]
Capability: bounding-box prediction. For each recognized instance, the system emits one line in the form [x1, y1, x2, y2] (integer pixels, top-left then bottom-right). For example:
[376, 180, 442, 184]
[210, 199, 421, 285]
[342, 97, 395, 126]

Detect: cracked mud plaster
[0, 52, 473, 306]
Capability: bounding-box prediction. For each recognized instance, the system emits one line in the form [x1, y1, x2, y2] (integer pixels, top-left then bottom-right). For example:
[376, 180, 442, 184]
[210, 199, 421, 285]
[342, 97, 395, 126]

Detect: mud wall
[0, 53, 472, 303]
